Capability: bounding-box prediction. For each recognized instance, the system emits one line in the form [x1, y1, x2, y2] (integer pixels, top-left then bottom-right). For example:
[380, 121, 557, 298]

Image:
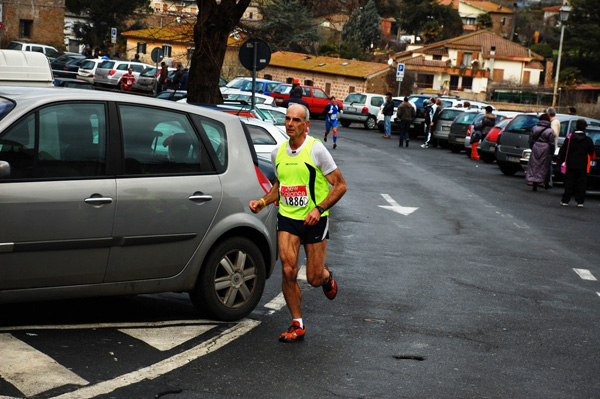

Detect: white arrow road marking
[0, 333, 88, 397]
[118, 325, 217, 351]
[378, 193, 419, 216]
[573, 268, 597, 281]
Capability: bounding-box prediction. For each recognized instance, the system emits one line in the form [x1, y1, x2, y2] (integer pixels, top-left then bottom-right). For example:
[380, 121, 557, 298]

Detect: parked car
[241, 117, 289, 158]
[341, 92, 386, 130]
[499, 114, 600, 176]
[76, 58, 104, 83]
[157, 89, 187, 101]
[50, 53, 87, 78]
[255, 104, 286, 126]
[53, 77, 94, 90]
[0, 86, 278, 321]
[222, 90, 275, 105]
[133, 66, 176, 93]
[0, 50, 54, 87]
[447, 110, 482, 152]
[257, 155, 276, 185]
[221, 78, 282, 96]
[479, 116, 515, 163]
[6, 41, 59, 60]
[93, 60, 153, 87]
[431, 107, 465, 147]
[463, 111, 518, 157]
[269, 84, 342, 117]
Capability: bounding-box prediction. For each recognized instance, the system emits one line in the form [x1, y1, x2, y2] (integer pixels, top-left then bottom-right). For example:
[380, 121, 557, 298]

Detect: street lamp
[552, 4, 572, 109]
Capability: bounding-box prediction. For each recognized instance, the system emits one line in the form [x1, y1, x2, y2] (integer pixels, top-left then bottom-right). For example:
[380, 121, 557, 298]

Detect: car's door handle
[189, 192, 213, 202]
[84, 194, 113, 205]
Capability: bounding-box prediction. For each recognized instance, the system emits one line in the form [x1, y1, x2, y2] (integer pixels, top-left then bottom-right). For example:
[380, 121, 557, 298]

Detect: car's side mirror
[0, 161, 11, 177]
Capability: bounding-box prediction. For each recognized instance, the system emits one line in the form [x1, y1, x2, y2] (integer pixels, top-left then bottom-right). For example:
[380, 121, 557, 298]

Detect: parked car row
[428, 107, 600, 188]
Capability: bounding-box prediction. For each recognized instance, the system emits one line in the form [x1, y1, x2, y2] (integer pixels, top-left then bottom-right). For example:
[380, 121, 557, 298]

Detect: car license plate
[506, 156, 520, 162]
[456, 137, 465, 143]
[442, 126, 449, 131]
[348, 107, 356, 112]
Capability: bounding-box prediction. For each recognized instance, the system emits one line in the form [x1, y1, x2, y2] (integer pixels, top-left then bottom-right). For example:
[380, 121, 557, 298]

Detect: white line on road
[49, 319, 260, 399]
[0, 319, 226, 333]
[264, 265, 305, 312]
[0, 334, 88, 397]
[118, 324, 217, 351]
[379, 193, 419, 216]
[573, 268, 597, 281]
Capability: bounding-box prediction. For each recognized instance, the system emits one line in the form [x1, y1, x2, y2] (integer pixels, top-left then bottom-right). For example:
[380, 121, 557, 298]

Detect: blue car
[223, 78, 282, 96]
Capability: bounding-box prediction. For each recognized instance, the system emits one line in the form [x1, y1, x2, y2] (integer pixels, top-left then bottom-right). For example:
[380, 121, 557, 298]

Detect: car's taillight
[466, 125, 472, 137]
[361, 107, 369, 114]
[109, 70, 116, 76]
[255, 165, 272, 194]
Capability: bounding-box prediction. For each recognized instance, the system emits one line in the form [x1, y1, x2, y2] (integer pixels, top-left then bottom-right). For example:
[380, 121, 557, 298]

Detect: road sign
[151, 47, 164, 63]
[396, 63, 405, 79]
[238, 39, 271, 72]
[111, 28, 117, 44]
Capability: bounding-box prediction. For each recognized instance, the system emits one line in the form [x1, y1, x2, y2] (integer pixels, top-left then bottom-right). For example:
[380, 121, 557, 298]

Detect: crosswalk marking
[118, 325, 217, 351]
[573, 268, 597, 281]
[0, 333, 88, 397]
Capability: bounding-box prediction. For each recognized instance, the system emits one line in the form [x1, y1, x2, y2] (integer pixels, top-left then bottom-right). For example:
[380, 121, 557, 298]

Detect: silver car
[93, 60, 153, 87]
[0, 87, 278, 321]
[431, 107, 465, 147]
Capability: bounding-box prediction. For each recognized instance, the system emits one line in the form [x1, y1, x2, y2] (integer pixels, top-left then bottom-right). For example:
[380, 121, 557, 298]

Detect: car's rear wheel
[498, 161, 520, 176]
[190, 237, 265, 321]
[364, 116, 376, 130]
[341, 120, 351, 128]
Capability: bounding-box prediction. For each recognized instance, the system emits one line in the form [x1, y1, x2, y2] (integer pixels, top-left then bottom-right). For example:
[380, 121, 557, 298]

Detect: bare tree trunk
[188, 0, 251, 104]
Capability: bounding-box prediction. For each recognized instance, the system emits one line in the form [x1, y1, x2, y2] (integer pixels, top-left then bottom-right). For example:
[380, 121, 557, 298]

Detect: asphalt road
[1, 119, 599, 399]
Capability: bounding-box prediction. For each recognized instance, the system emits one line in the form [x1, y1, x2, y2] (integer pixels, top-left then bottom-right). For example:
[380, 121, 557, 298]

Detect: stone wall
[1, 0, 65, 50]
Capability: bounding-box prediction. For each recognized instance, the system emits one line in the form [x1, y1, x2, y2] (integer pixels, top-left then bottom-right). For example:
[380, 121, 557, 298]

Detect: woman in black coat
[558, 119, 596, 207]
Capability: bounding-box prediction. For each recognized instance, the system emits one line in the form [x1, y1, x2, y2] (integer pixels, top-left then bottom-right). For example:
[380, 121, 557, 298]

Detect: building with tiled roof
[260, 52, 394, 100]
[121, 27, 244, 72]
[455, 0, 515, 36]
[394, 31, 544, 101]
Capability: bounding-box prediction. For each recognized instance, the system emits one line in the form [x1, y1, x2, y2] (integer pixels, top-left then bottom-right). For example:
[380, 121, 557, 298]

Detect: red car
[270, 84, 342, 116]
[478, 116, 514, 163]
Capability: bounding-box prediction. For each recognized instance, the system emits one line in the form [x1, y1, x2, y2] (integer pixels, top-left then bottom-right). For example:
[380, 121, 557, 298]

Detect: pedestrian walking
[323, 96, 340, 149]
[173, 63, 184, 89]
[249, 103, 347, 343]
[546, 107, 561, 187]
[281, 86, 309, 109]
[421, 98, 436, 148]
[558, 119, 596, 207]
[525, 113, 555, 190]
[81, 45, 93, 59]
[470, 105, 495, 160]
[131, 53, 141, 62]
[396, 96, 415, 148]
[119, 68, 136, 91]
[381, 92, 394, 139]
[158, 62, 169, 94]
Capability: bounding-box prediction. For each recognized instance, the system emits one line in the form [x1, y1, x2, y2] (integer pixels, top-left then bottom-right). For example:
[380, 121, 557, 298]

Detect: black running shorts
[277, 213, 329, 244]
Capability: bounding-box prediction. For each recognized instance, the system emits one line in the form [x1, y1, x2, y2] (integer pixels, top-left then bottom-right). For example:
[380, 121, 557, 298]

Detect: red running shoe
[279, 320, 306, 343]
[322, 266, 337, 300]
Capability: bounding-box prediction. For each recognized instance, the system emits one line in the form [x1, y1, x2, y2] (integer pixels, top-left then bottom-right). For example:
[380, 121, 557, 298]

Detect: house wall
[260, 66, 394, 99]
[0, 0, 65, 49]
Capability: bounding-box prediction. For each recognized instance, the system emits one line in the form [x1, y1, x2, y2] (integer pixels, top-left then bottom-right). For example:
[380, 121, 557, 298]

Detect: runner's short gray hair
[288, 103, 310, 122]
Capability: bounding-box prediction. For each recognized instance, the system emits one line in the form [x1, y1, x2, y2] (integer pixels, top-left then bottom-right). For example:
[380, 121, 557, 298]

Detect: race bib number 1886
[280, 185, 309, 207]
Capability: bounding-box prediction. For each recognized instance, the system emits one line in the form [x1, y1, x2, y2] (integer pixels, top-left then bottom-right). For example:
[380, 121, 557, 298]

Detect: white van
[0, 50, 54, 87]
[6, 41, 60, 60]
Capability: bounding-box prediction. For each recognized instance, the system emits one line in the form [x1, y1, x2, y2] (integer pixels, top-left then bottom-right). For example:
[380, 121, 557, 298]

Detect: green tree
[65, 0, 152, 50]
[565, 0, 600, 57]
[476, 13, 492, 30]
[529, 43, 553, 59]
[342, 8, 362, 44]
[188, 0, 251, 104]
[360, 0, 382, 49]
[397, 0, 462, 40]
[249, 0, 319, 53]
[422, 20, 443, 43]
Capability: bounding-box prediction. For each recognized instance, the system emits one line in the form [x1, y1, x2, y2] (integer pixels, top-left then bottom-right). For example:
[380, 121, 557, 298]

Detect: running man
[323, 96, 340, 149]
[249, 103, 347, 343]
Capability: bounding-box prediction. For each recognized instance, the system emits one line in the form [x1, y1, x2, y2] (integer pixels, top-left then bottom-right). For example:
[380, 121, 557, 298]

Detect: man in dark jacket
[421, 98, 436, 148]
[396, 97, 415, 147]
[381, 92, 394, 139]
[281, 86, 309, 109]
[558, 119, 596, 207]
[157, 62, 169, 95]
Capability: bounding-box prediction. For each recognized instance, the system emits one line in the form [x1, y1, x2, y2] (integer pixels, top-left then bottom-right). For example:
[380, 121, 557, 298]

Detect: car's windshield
[273, 85, 292, 94]
[81, 60, 97, 69]
[495, 118, 512, 129]
[225, 78, 246, 89]
[586, 129, 600, 146]
[408, 97, 428, 108]
[7, 42, 22, 50]
[506, 115, 538, 133]
[345, 94, 366, 104]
